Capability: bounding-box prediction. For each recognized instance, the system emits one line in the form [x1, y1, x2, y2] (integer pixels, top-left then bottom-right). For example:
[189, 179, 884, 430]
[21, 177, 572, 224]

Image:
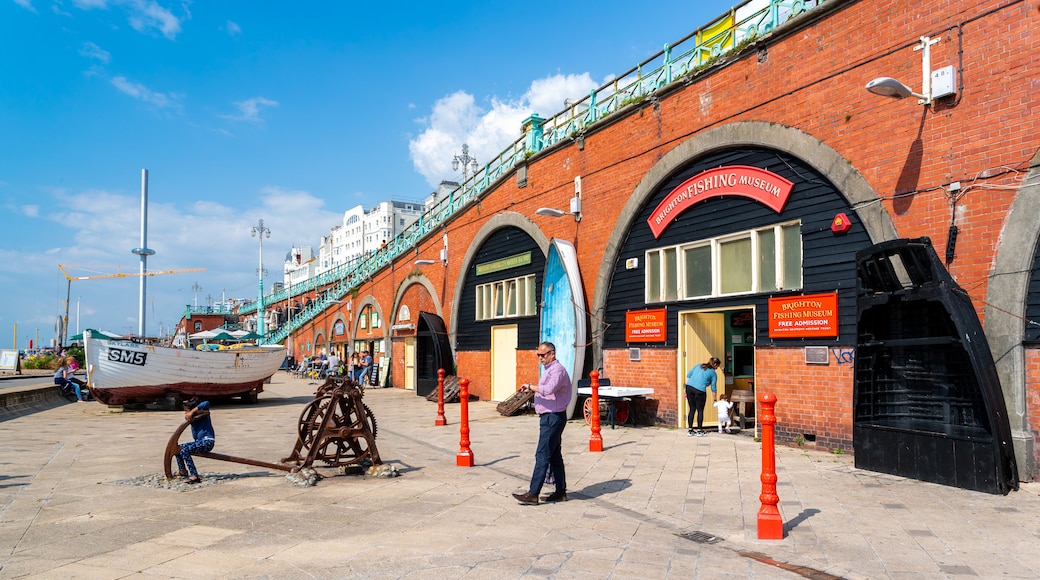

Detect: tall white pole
[132, 169, 155, 337]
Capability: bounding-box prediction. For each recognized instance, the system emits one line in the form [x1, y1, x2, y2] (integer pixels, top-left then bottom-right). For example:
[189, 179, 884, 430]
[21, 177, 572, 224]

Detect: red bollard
[757, 392, 783, 540]
[435, 368, 447, 426]
[456, 378, 474, 466]
[589, 370, 603, 452]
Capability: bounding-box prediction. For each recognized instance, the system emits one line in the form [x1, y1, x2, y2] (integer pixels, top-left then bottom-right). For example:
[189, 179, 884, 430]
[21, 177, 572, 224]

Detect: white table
[578, 386, 654, 428]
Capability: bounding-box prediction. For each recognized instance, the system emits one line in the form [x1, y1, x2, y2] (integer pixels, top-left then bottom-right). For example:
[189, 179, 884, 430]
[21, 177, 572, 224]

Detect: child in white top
[713, 393, 734, 433]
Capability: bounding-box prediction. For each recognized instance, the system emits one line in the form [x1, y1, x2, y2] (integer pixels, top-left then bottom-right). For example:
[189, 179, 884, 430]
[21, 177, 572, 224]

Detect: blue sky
[1, 0, 734, 346]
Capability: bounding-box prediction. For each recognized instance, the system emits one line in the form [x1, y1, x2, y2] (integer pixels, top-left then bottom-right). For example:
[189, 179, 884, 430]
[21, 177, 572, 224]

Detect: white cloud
[22, 205, 40, 217]
[79, 41, 111, 64]
[2, 184, 343, 333]
[222, 97, 278, 123]
[408, 73, 598, 187]
[13, 0, 36, 13]
[226, 20, 241, 36]
[72, 0, 186, 40]
[111, 75, 179, 109]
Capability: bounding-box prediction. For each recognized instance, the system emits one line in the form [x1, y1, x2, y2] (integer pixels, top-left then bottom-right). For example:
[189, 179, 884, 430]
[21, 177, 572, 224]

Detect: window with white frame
[646, 221, 802, 303]
[475, 274, 537, 321]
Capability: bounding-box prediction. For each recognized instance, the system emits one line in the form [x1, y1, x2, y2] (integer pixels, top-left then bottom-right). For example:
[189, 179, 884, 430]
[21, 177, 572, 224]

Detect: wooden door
[491, 324, 518, 402]
[678, 312, 725, 428]
[403, 337, 416, 391]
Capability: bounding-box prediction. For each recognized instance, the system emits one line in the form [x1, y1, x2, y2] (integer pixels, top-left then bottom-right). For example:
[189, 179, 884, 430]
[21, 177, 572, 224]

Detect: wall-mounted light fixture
[536, 176, 583, 222]
[415, 248, 447, 267]
[865, 36, 956, 106]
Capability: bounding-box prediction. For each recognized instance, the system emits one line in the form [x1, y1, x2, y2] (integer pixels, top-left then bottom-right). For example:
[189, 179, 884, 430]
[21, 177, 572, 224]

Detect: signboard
[475, 252, 531, 276]
[768, 293, 839, 338]
[647, 165, 794, 238]
[0, 350, 18, 371]
[626, 308, 667, 342]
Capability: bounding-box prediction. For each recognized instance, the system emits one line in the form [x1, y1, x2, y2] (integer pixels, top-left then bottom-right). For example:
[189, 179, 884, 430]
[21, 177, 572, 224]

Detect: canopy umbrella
[236, 331, 263, 341]
[189, 329, 219, 340]
[208, 331, 237, 342]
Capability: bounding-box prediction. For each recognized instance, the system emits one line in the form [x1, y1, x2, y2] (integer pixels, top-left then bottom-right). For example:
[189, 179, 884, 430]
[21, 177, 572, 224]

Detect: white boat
[83, 329, 286, 405]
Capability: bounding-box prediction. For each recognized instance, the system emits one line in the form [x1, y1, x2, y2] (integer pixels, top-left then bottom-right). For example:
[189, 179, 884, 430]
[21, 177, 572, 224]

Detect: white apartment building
[316, 199, 432, 276]
[281, 182, 460, 287]
[283, 246, 317, 288]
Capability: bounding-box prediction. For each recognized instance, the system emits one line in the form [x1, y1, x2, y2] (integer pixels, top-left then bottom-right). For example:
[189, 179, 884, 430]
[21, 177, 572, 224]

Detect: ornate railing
[248, 0, 828, 344]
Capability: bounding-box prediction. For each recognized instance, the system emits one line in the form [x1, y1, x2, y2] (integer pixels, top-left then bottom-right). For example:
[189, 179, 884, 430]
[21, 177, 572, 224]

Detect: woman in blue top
[176, 397, 215, 484]
[685, 357, 721, 437]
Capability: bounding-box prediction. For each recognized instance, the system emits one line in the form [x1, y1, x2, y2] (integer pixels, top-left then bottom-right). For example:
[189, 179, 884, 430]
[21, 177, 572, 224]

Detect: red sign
[626, 308, 667, 342]
[768, 292, 839, 338]
[647, 165, 794, 238]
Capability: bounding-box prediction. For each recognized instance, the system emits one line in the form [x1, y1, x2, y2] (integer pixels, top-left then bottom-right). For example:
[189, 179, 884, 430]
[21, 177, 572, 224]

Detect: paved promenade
[1, 374, 1038, 579]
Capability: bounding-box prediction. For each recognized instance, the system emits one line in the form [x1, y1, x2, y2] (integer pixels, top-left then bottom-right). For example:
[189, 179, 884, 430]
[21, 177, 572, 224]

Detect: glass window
[664, 248, 678, 302]
[758, 228, 777, 291]
[781, 223, 802, 289]
[506, 280, 518, 316]
[683, 245, 712, 298]
[646, 250, 661, 302]
[650, 220, 801, 302]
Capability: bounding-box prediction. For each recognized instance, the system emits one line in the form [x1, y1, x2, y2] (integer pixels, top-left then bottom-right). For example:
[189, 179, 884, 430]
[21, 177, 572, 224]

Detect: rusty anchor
[163, 377, 382, 480]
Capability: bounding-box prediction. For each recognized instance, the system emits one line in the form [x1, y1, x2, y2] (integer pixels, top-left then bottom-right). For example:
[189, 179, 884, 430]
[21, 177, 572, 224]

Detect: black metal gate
[854, 238, 1017, 494]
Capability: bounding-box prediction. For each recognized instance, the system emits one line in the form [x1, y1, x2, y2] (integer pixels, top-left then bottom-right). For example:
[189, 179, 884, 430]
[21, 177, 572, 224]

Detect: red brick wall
[753, 348, 856, 451]
[286, 0, 1038, 458]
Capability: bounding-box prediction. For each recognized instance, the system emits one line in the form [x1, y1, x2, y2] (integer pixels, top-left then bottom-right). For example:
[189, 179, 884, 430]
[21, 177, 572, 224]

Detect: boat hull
[84, 331, 286, 405]
[540, 238, 587, 419]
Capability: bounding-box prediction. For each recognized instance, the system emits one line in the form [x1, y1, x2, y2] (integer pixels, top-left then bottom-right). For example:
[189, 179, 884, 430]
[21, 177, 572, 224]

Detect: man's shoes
[185, 476, 201, 484]
[512, 492, 539, 505]
[542, 491, 568, 502]
[695, 430, 707, 437]
[687, 429, 695, 437]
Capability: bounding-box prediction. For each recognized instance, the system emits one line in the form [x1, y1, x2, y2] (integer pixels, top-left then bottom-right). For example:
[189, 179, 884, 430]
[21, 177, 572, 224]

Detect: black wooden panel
[603, 146, 871, 349]
[1024, 237, 1040, 343]
[456, 226, 545, 352]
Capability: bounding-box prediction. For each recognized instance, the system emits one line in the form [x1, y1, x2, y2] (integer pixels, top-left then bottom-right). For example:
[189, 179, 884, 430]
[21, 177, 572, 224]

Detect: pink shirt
[534, 359, 572, 414]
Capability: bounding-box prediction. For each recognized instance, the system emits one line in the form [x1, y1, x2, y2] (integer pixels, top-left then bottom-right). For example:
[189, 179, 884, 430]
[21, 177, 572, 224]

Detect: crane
[58, 264, 206, 346]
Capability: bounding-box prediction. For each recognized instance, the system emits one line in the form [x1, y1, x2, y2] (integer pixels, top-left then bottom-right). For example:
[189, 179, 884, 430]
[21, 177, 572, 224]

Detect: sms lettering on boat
[106, 347, 148, 366]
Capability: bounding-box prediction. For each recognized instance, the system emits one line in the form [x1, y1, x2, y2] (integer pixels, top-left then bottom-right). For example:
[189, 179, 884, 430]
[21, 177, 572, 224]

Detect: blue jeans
[529, 411, 567, 495]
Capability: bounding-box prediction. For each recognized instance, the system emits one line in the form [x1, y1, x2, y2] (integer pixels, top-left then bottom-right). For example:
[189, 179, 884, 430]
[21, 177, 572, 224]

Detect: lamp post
[191, 282, 202, 309]
[452, 143, 479, 183]
[251, 219, 271, 335]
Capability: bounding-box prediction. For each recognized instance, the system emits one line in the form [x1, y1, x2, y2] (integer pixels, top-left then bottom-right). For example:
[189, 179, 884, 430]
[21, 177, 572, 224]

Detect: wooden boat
[540, 238, 587, 418]
[83, 329, 286, 405]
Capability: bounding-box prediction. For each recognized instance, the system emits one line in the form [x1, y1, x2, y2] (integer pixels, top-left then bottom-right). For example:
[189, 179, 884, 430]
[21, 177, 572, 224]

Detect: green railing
[249, 0, 829, 345]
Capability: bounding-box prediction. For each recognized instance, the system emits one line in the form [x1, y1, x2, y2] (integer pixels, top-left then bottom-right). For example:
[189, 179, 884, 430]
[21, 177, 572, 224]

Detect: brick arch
[449, 211, 549, 348]
[353, 295, 387, 345]
[986, 147, 1040, 480]
[393, 276, 442, 323]
[590, 120, 897, 367]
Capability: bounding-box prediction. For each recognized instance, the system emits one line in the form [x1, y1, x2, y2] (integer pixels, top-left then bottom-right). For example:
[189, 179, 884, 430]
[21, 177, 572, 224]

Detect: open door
[416, 312, 454, 397]
[678, 312, 725, 429]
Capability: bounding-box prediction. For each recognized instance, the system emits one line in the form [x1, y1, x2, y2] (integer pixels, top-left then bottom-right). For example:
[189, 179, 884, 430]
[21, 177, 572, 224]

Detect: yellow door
[678, 312, 725, 429]
[491, 324, 518, 402]
[404, 337, 416, 391]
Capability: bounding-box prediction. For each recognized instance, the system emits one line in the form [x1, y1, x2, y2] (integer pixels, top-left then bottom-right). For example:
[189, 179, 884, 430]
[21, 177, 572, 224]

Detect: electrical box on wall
[931, 65, 957, 99]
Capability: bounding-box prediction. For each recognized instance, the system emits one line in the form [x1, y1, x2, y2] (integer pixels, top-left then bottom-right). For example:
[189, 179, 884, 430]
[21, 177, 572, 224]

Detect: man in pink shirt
[513, 341, 571, 505]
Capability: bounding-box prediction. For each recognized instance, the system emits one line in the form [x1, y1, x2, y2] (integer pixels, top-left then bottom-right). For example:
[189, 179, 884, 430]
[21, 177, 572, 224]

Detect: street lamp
[251, 219, 271, 335]
[452, 143, 479, 183]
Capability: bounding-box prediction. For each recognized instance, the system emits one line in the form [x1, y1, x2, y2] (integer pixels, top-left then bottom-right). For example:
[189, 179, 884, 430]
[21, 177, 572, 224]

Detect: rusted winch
[162, 376, 381, 479]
